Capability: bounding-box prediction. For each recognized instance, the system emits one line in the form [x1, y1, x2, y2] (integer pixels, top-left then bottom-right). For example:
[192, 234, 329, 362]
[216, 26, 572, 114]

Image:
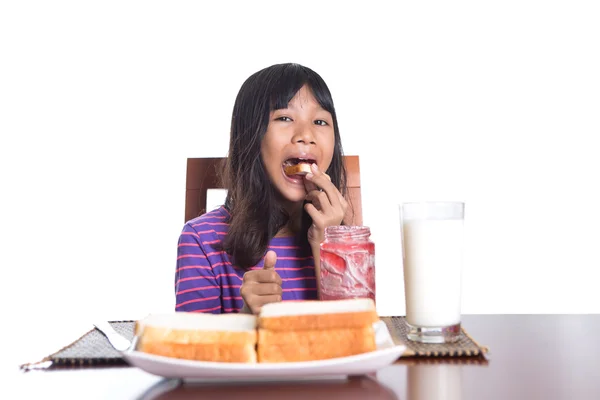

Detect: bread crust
[284, 163, 312, 176]
[138, 326, 257, 363]
[258, 310, 379, 331]
[140, 341, 257, 363]
[140, 326, 257, 344]
[136, 301, 379, 364]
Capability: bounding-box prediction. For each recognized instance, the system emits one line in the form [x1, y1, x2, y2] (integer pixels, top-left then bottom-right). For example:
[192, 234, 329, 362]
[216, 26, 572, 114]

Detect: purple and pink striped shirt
[175, 206, 318, 313]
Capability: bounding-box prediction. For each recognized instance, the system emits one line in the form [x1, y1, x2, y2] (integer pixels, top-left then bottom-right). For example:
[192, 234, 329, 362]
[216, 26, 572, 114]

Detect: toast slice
[257, 298, 379, 363]
[258, 325, 376, 362]
[136, 312, 258, 363]
[258, 298, 379, 330]
[284, 163, 312, 176]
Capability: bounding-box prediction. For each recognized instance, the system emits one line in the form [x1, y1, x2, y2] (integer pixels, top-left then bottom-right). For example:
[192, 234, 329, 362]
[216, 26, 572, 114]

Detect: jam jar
[319, 225, 376, 302]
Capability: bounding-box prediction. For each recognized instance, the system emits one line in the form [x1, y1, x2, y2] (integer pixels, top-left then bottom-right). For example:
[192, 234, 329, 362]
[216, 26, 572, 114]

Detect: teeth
[282, 158, 315, 167]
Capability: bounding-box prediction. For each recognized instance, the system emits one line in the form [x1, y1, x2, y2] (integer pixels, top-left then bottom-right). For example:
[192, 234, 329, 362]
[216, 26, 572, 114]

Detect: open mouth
[283, 158, 316, 168]
[282, 158, 316, 177]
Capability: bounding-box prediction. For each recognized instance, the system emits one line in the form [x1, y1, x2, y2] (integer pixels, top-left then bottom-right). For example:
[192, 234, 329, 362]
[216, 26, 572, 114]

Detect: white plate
[122, 321, 406, 380]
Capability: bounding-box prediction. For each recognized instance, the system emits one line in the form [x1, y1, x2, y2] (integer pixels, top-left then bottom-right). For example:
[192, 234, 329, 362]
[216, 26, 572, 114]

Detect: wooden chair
[184, 155, 363, 225]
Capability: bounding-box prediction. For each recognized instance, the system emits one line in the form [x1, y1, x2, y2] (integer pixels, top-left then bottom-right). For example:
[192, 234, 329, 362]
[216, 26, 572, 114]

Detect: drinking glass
[400, 202, 464, 343]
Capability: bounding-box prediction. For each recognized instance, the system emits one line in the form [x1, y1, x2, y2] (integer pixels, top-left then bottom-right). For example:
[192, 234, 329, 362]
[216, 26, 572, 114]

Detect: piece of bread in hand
[136, 312, 258, 363]
[257, 298, 379, 363]
[284, 163, 312, 176]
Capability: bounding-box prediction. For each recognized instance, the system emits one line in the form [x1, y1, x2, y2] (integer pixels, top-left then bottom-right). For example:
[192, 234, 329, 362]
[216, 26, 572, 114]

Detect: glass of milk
[400, 202, 464, 343]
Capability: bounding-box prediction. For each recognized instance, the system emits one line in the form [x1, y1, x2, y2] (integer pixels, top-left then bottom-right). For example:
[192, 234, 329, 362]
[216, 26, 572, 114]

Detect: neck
[275, 201, 304, 237]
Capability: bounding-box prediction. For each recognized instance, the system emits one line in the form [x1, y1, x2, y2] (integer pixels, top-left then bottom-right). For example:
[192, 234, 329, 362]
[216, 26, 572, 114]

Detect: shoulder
[178, 206, 230, 251]
[177, 207, 230, 264]
[183, 206, 230, 234]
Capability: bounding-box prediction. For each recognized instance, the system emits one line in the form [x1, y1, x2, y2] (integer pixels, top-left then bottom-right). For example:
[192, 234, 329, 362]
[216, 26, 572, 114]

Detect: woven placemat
[20, 317, 488, 370]
[380, 317, 489, 357]
[20, 321, 136, 371]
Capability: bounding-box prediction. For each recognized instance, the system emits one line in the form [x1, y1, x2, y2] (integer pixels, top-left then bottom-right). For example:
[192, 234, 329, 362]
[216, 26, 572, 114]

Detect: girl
[175, 63, 352, 314]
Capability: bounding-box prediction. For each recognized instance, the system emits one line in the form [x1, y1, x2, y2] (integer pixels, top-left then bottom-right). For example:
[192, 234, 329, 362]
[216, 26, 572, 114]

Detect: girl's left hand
[303, 163, 349, 248]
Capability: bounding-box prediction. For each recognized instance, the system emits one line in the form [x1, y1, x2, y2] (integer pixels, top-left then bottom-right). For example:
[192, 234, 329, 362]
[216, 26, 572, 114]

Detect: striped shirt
[175, 206, 318, 313]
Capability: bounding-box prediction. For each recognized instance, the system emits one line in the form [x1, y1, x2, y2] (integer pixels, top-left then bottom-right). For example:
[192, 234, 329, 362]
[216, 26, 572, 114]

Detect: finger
[304, 203, 326, 227]
[305, 189, 323, 209]
[318, 170, 342, 205]
[253, 282, 283, 296]
[303, 171, 329, 192]
[305, 164, 341, 209]
[304, 175, 318, 193]
[305, 190, 333, 214]
[263, 250, 277, 270]
[253, 269, 282, 285]
[305, 177, 339, 211]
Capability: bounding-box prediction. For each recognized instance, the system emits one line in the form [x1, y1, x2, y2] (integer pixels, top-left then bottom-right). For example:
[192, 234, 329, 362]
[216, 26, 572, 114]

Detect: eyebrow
[279, 102, 327, 112]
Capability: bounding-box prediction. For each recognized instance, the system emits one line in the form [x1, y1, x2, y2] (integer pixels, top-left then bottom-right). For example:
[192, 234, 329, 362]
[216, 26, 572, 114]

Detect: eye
[275, 116, 293, 122]
[314, 119, 329, 126]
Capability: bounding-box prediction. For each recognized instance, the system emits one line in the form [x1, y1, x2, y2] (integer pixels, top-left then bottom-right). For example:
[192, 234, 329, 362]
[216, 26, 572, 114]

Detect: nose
[292, 121, 316, 145]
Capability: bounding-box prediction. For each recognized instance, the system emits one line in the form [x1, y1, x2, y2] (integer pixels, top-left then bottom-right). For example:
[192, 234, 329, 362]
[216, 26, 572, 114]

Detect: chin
[271, 181, 305, 206]
[277, 187, 306, 204]
[270, 167, 307, 204]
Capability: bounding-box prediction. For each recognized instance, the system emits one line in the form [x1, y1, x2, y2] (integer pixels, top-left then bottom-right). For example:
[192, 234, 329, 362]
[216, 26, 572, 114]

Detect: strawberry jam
[319, 226, 376, 302]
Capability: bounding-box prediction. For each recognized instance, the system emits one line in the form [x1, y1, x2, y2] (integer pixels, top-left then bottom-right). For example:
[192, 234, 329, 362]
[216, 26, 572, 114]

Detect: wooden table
[14, 315, 600, 400]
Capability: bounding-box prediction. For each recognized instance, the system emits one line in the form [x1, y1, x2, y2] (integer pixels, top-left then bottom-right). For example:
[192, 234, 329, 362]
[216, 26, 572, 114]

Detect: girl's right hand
[240, 251, 282, 314]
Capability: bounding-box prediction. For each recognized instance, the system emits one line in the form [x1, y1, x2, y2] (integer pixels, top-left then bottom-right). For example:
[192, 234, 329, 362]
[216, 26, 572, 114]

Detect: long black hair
[221, 63, 348, 270]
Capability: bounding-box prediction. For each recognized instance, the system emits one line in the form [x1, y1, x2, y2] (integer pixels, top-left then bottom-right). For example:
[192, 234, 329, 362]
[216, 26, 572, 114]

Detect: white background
[1, 0, 599, 370]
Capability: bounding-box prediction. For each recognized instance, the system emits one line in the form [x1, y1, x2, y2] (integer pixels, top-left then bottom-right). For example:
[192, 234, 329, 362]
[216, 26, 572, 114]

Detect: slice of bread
[258, 325, 376, 363]
[257, 298, 379, 363]
[136, 312, 258, 363]
[284, 163, 312, 176]
[136, 299, 379, 364]
[258, 298, 379, 331]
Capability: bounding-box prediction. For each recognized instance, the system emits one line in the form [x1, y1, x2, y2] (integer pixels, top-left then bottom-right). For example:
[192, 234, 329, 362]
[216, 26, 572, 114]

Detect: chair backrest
[184, 155, 363, 225]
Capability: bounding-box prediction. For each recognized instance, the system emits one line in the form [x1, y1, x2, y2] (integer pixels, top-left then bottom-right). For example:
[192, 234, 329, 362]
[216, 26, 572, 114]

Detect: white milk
[402, 219, 463, 327]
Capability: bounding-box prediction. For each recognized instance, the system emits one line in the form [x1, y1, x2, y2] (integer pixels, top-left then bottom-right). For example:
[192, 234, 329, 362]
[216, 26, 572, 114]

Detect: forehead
[285, 85, 325, 111]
